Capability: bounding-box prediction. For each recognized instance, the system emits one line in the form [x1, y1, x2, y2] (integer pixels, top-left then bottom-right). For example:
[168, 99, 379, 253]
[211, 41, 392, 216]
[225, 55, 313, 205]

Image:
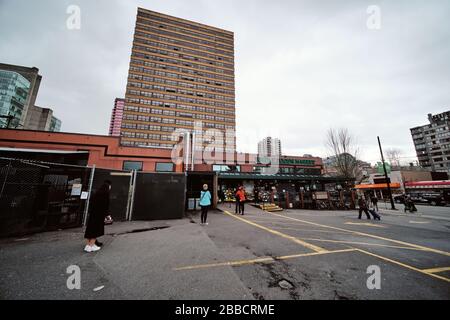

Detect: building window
[123, 161, 143, 171]
[156, 162, 174, 172]
[212, 165, 240, 172]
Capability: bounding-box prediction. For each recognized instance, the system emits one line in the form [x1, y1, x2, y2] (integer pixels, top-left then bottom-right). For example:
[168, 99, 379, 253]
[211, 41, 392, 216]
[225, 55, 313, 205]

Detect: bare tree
[386, 148, 402, 167]
[325, 128, 362, 181]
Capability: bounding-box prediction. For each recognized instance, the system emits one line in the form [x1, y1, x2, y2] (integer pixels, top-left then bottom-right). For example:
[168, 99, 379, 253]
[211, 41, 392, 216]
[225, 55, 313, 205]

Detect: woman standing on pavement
[236, 186, 246, 215]
[84, 180, 111, 253]
[199, 184, 212, 225]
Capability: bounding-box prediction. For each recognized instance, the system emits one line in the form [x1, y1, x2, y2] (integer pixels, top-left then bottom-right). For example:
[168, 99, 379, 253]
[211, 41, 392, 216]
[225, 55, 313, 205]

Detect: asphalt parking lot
[0, 204, 449, 300]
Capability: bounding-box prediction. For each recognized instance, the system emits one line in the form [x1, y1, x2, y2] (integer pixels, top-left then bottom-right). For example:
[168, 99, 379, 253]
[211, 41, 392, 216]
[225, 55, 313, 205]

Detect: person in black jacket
[358, 197, 371, 220]
[84, 180, 111, 253]
[235, 187, 240, 214]
[370, 194, 379, 211]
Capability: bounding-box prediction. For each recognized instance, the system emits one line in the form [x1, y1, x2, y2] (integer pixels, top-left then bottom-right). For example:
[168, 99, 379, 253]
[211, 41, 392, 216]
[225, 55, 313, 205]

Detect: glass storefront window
[156, 162, 174, 172]
[212, 165, 240, 172]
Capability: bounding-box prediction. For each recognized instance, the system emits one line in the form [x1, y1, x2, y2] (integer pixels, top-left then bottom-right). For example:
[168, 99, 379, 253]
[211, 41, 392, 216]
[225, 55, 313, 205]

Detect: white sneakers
[84, 244, 101, 253]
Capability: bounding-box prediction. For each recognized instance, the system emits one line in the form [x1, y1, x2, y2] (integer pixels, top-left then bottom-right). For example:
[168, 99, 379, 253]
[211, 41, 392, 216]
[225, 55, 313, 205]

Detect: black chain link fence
[0, 157, 92, 237]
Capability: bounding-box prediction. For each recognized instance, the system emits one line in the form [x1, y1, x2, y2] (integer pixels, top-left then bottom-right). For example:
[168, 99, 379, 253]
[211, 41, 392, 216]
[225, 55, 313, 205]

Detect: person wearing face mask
[199, 184, 212, 225]
[84, 180, 111, 252]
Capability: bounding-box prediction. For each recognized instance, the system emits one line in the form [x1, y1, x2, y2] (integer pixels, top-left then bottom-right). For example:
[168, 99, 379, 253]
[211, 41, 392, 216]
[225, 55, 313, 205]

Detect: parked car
[394, 193, 445, 206]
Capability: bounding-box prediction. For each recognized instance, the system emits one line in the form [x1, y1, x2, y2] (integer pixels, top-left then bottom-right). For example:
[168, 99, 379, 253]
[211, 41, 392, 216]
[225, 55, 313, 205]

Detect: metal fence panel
[132, 172, 186, 220]
[92, 168, 132, 222]
[0, 157, 91, 237]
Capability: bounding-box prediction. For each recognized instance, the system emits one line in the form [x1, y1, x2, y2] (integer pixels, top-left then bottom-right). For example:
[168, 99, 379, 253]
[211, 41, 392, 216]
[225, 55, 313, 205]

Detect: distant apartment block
[24, 105, 61, 132]
[0, 63, 42, 128]
[122, 8, 235, 151]
[109, 98, 125, 136]
[258, 137, 281, 157]
[411, 111, 450, 173]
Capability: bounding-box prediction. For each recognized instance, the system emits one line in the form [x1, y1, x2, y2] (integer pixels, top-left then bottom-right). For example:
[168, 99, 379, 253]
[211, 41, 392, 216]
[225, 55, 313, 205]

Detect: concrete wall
[24, 106, 53, 131]
[401, 170, 432, 183]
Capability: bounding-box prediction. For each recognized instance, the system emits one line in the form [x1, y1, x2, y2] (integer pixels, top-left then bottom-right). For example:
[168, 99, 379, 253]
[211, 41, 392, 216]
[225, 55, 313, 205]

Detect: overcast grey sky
[1, 0, 449, 164]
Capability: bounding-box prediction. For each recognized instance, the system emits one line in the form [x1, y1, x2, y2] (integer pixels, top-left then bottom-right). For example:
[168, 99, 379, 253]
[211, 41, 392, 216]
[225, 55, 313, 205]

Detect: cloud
[1, 0, 448, 164]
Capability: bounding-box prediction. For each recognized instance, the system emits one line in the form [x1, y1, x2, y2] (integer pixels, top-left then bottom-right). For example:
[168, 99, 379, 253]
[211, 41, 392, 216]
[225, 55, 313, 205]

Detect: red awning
[405, 180, 450, 188]
[355, 183, 401, 190]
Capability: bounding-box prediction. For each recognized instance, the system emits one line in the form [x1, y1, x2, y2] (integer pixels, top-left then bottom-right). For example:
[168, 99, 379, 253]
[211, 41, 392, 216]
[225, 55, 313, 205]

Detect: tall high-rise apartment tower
[109, 98, 125, 136]
[121, 8, 235, 151]
[411, 110, 450, 173]
[258, 137, 282, 157]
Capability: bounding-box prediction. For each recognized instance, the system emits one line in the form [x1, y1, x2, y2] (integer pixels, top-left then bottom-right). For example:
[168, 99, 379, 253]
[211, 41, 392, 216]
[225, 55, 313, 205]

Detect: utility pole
[377, 136, 396, 210]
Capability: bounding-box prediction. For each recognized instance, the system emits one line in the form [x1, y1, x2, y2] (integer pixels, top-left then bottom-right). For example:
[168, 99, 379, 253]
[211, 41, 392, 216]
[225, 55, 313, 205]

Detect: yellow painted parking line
[345, 222, 386, 228]
[267, 212, 450, 257]
[292, 238, 428, 251]
[223, 211, 327, 253]
[174, 249, 357, 271]
[276, 248, 356, 260]
[354, 248, 450, 283]
[174, 257, 274, 271]
[421, 266, 450, 274]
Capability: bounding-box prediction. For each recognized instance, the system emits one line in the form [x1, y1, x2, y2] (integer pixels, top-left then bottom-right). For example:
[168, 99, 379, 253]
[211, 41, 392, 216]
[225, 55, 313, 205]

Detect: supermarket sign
[375, 162, 391, 174]
[258, 157, 316, 166]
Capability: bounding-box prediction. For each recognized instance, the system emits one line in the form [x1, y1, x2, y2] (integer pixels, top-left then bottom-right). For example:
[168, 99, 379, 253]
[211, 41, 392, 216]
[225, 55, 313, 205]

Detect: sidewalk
[0, 213, 252, 300]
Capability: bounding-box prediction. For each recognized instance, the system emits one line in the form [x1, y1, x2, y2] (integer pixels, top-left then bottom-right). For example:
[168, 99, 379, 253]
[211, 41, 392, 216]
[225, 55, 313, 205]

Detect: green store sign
[281, 159, 315, 166]
[258, 158, 315, 166]
[375, 162, 391, 174]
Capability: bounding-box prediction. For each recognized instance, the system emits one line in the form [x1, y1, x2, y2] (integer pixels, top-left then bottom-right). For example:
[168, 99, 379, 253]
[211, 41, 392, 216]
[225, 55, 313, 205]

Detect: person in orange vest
[236, 186, 246, 215]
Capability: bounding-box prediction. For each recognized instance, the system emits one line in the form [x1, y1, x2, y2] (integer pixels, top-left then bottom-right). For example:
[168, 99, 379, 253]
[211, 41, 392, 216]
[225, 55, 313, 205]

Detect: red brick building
[0, 129, 181, 172]
[0, 129, 324, 175]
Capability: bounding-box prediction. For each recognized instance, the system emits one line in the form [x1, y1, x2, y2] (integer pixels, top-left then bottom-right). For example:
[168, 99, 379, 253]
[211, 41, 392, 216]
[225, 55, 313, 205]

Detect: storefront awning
[218, 172, 345, 181]
[405, 180, 450, 188]
[355, 183, 401, 190]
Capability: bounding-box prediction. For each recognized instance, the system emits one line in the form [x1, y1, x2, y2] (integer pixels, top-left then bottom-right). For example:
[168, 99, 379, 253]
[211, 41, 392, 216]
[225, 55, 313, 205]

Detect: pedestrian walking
[368, 202, 381, 221]
[357, 197, 371, 220]
[404, 195, 417, 213]
[370, 194, 379, 211]
[199, 184, 212, 225]
[254, 189, 259, 205]
[84, 180, 111, 253]
[236, 186, 246, 215]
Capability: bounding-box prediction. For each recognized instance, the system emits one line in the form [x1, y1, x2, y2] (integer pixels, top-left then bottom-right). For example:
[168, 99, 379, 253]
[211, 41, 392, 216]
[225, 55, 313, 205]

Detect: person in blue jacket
[199, 184, 212, 225]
